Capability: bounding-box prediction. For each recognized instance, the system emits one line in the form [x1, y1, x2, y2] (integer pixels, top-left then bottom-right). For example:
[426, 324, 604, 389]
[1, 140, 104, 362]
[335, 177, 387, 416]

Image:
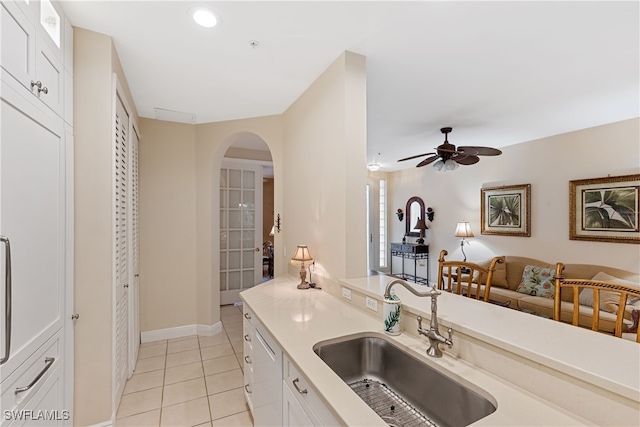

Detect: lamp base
[297, 265, 310, 290]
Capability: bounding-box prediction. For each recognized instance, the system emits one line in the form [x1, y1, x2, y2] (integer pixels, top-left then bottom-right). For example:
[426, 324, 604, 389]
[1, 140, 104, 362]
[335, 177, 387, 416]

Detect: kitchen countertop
[239, 274, 638, 426]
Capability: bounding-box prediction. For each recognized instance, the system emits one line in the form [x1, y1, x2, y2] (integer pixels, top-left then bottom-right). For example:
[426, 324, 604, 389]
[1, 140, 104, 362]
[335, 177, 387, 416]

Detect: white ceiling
[62, 1, 639, 171]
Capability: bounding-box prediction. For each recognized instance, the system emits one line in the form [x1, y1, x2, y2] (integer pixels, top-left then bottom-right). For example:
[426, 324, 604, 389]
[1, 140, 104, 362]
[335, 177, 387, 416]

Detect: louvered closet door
[128, 127, 140, 373]
[114, 93, 129, 403]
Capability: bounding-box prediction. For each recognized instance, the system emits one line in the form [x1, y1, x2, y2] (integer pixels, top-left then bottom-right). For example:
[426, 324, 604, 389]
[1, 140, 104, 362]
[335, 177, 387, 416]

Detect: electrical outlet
[366, 296, 378, 312]
[342, 287, 352, 300]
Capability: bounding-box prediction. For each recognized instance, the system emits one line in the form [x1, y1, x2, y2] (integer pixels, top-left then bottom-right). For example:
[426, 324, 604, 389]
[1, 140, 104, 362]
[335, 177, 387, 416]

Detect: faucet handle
[417, 315, 423, 330]
[447, 327, 454, 347]
[429, 285, 441, 298]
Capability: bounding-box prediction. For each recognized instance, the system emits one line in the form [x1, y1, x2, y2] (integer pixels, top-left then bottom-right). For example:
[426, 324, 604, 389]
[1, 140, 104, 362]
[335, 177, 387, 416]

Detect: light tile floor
[115, 305, 254, 427]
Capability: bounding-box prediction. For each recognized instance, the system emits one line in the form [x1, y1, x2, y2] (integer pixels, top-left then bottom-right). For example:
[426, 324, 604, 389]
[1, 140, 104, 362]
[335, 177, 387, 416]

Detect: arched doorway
[217, 133, 273, 305]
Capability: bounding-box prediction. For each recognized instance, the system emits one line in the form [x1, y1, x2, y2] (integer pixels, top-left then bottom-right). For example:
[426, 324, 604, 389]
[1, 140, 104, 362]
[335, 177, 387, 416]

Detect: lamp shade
[291, 245, 313, 264]
[454, 221, 474, 238]
[413, 217, 428, 230]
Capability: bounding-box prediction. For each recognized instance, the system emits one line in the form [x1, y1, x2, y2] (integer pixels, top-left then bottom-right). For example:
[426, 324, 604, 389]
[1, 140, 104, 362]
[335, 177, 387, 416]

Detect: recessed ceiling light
[191, 7, 218, 28]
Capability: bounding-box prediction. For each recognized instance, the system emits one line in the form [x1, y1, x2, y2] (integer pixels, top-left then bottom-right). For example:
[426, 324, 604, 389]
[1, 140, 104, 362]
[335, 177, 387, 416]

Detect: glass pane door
[220, 161, 263, 305]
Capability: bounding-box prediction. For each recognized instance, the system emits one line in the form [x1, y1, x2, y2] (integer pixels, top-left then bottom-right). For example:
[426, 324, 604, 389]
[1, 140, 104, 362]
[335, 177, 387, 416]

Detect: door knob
[124, 284, 129, 288]
[71, 314, 79, 320]
[255, 247, 260, 252]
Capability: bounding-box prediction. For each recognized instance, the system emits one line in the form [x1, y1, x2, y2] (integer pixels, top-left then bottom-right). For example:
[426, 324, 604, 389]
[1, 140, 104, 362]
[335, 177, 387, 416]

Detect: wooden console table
[390, 243, 429, 284]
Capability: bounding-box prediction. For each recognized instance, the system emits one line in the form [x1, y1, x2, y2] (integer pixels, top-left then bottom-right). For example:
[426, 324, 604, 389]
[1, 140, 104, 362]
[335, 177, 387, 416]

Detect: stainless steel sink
[313, 333, 496, 427]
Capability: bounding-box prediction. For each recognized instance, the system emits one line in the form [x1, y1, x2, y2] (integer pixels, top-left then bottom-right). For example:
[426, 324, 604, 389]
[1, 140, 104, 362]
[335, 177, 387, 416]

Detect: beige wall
[138, 119, 197, 331]
[389, 118, 640, 279]
[73, 27, 139, 425]
[137, 51, 368, 334]
[282, 51, 368, 279]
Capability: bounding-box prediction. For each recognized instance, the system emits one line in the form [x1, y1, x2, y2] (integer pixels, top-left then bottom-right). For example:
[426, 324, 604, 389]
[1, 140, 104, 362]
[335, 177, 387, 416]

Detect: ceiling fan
[398, 127, 502, 171]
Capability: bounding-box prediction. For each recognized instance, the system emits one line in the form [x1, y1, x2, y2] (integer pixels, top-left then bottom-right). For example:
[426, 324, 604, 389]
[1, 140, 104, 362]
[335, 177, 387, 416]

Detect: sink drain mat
[348, 379, 437, 427]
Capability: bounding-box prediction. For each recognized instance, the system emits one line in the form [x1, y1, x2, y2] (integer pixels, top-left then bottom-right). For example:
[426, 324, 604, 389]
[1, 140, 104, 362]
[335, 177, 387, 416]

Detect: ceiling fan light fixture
[444, 159, 458, 171]
[433, 160, 445, 171]
[367, 163, 380, 171]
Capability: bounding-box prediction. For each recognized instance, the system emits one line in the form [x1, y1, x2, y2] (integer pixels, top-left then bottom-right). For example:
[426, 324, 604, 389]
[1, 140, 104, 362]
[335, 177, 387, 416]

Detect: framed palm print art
[481, 184, 531, 237]
[569, 174, 640, 244]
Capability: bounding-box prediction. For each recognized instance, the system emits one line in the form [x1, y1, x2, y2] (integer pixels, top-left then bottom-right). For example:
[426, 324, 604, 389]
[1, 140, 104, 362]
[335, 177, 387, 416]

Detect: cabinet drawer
[0, 330, 63, 421]
[283, 356, 339, 427]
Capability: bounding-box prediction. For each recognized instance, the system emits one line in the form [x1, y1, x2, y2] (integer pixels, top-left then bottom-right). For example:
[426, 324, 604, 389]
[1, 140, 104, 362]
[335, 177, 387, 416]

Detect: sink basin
[313, 333, 496, 427]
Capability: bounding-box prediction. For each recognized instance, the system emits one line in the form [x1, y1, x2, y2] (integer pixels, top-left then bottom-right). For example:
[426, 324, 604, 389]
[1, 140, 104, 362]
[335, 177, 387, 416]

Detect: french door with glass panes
[220, 161, 263, 305]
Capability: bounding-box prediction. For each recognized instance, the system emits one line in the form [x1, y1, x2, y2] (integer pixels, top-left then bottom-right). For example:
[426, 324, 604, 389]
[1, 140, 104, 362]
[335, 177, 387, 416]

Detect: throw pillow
[475, 256, 508, 288]
[578, 272, 640, 313]
[515, 265, 555, 298]
[625, 310, 639, 334]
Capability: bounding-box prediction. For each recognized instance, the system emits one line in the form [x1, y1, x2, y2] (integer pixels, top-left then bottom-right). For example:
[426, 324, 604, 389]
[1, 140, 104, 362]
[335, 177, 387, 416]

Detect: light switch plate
[366, 296, 378, 311]
[342, 287, 352, 300]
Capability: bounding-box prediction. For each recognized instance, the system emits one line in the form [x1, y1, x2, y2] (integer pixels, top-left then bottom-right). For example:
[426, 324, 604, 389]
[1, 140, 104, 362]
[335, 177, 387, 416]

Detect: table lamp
[454, 221, 473, 273]
[291, 245, 313, 289]
[413, 217, 428, 245]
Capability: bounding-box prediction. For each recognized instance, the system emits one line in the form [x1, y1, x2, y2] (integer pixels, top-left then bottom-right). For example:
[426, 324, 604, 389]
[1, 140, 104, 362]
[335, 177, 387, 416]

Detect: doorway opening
[218, 134, 273, 306]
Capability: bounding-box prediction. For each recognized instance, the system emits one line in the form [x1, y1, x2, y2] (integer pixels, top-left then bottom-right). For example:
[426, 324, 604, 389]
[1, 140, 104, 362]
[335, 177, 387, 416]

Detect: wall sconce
[291, 245, 313, 289]
[426, 207, 435, 222]
[396, 209, 404, 222]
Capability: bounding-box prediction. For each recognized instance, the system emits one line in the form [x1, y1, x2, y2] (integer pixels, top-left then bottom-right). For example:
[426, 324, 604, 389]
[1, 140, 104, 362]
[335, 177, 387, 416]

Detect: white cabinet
[243, 307, 282, 426]
[1, 0, 64, 118]
[242, 307, 339, 427]
[0, 0, 72, 423]
[282, 356, 339, 427]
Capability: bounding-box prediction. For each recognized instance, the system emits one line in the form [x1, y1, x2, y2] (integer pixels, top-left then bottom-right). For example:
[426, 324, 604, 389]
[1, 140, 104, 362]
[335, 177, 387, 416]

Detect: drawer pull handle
[243, 334, 251, 342]
[244, 384, 252, 393]
[15, 357, 55, 394]
[1, 236, 12, 365]
[292, 378, 307, 395]
[244, 313, 251, 320]
[244, 355, 251, 364]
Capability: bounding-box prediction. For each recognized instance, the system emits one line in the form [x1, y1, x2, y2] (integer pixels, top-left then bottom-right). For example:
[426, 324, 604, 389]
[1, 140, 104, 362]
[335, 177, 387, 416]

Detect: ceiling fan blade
[397, 152, 435, 162]
[416, 155, 440, 167]
[454, 155, 480, 165]
[458, 146, 502, 156]
[457, 147, 478, 156]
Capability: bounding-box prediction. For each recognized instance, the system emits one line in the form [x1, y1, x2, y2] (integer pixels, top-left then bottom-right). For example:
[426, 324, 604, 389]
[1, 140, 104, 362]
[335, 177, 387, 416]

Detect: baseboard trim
[141, 322, 223, 343]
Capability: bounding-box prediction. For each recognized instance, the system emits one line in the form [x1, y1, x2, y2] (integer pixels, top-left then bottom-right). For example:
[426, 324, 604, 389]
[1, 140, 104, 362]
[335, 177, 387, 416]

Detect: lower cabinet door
[251, 323, 282, 426]
[283, 381, 314, 427]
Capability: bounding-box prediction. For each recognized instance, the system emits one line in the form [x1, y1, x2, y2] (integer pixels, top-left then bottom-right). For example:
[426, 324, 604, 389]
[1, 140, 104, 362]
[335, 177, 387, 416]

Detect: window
[40, 0, 60, 48]
[379, 179, 387, 267]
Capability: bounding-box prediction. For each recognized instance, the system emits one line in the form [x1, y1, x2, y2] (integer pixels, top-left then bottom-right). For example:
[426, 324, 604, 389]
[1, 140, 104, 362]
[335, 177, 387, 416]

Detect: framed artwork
[481, 184, 531, 237]
[569, 174, 640, 244]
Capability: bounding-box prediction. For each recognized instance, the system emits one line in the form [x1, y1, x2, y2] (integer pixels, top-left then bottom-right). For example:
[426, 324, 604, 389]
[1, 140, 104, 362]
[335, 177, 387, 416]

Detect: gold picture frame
[569, 174, 640, 244]
[481, 184, 531, 237]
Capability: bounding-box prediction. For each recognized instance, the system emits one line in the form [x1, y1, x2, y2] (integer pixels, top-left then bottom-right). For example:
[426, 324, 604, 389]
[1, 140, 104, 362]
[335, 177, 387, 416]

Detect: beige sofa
[482, 256, 640, 334]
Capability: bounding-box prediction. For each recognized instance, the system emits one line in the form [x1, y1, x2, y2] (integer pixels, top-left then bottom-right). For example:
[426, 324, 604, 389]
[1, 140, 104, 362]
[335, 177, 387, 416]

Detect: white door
[127, 125, 140, 374]
[113, 92, 129, 402]
[219, 161, 263, 305]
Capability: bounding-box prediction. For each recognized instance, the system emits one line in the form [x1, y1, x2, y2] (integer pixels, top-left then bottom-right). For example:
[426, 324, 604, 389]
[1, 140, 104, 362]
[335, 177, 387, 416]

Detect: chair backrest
[263, 241, 273, 257]
[437, 249, 504, 302]
[553, 262, 640, 343]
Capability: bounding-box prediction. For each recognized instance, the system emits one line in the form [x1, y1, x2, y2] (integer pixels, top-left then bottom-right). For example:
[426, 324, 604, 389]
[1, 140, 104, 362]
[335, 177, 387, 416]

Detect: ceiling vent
[154, 108, 197, 124]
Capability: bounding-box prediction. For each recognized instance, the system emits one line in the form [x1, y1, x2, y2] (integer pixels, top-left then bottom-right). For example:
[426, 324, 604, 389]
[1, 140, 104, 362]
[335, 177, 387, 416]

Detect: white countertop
[239, 275, 638, 426]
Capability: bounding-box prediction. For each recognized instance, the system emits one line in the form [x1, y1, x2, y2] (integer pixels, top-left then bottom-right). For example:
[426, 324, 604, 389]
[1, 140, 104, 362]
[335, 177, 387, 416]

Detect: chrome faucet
[383, 280, 454, 358]
[417, 287, 453, 358]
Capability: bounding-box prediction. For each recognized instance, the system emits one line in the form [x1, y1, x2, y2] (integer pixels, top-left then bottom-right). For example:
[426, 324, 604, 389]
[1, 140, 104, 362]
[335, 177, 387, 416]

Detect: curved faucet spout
[386, 277, 454, 358]
[383, 279, 435, 300]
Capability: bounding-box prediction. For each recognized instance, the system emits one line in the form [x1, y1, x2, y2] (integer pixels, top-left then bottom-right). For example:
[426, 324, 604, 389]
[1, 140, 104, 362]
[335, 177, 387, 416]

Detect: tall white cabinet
[0, 0, 73, 424]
